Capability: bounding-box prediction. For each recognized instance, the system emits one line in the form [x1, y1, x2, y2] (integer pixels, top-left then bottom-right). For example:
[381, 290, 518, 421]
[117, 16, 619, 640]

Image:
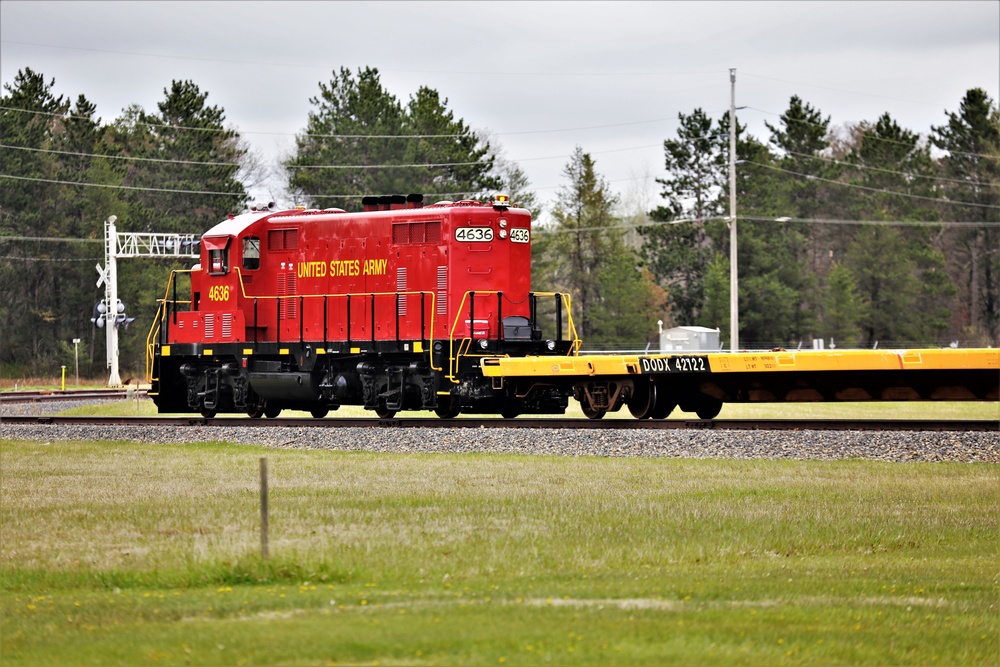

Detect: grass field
[1, 439, 998, 666]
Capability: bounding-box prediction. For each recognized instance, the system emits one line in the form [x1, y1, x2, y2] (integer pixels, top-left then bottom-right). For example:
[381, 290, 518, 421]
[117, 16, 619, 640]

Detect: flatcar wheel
[650, 387, 676, 420]
[627, 382, 655, 419]
[694, 397, 723, 420]
[499, 409, 520, 419]
[246, 406, 264, 419]
[375, 405, 397, 419]
[580, 402, 607, 420]
[310, 407, 329, 419]
[264, 406, 282, 419]
[200, 406, 217, 419]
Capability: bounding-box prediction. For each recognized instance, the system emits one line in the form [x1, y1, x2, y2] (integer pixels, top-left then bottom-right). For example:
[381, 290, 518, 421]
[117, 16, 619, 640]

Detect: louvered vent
[204, 313, 215, 338]
[397, 267, 407, 316]
[437, 266, 447, 315]
[426, 221, 441, 243]
[268, 228, 298, 251]
[277, 273, 298, 320]
[392, 221, 442, 245]
[221, 313, 232, 338]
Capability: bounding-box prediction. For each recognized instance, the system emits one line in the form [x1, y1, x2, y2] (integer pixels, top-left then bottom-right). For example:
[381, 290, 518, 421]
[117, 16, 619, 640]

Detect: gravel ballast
[1, 401, 997, 463]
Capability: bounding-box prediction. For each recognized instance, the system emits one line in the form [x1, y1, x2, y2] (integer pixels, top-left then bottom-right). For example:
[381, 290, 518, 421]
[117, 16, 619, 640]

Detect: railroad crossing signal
[96, 215, 200, 387]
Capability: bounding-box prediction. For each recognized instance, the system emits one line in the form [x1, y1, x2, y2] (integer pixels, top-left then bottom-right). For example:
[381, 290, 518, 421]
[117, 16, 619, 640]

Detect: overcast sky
[2, 0, 998, 215]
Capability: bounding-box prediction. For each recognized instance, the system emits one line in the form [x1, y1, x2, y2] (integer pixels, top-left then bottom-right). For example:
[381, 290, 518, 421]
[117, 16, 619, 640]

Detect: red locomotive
[147, 194, 579, 418]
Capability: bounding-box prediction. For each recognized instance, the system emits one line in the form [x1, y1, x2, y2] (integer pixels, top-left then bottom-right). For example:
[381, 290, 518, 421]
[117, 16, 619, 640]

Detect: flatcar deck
[481, 348, 1000, 403]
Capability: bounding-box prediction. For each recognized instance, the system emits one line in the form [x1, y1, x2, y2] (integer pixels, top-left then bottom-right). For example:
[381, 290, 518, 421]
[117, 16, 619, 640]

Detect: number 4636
[208, 285, 230, 301]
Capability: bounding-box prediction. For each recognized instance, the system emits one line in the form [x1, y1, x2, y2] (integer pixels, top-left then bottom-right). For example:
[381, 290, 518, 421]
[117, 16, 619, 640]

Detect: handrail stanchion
[497, 291, 503, 341]
[555, 293, 563, 342]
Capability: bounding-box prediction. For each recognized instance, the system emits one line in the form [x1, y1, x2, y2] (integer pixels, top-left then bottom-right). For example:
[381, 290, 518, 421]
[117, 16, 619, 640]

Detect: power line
[0, 174, 246, 197]
[2, 38, 720, 78]
[777, 148, 992, 188]
[0, 255, 101, 262]
[534, 216, 999, 235]
[0, 143, 240, 167]
[0, 236, 101, 243]
[0, 105, 465, 138]
[0, 140, 664, 171]
[740, 71, 950, 109]
[744, 161, 1000, 210]
[744, 105, 999, 160]
[0, 104, 676, 140]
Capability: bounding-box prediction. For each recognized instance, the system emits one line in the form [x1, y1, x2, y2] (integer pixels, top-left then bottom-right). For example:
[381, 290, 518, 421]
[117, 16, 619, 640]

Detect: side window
[242, 236, 260, 270]
[209, 248, 228, 275]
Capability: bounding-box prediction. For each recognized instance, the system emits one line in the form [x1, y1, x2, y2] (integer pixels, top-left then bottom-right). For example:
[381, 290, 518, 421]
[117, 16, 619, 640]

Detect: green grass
[1, 440, 997, 665]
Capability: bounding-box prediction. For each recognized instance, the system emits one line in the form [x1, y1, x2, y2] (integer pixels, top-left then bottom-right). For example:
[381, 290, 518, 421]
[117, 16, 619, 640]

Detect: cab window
[209, 248, 228, 275]
[242, 236, 260, 270]
[203, 237, 230, 275]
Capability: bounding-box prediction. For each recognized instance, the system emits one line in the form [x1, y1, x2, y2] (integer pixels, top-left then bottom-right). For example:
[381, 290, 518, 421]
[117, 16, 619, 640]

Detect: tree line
[1, 65, 997, 378]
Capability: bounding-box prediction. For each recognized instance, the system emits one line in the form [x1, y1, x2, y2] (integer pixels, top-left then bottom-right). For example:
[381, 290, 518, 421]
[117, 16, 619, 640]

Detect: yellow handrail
[147, 267, 582, 387]
[147, 267, 442, 370]
[145, 270, 194, 385]
[445, 290, 582, 383]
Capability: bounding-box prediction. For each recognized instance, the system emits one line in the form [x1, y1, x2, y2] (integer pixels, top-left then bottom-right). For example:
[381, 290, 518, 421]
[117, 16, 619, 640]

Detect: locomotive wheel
[247, 406, 264, 419]
[200, 406, 217, 419]
[435, 398, 460, 419]
[580, 402, 607, 420]
[627, 382, 656, 419]
[375, 404, 397, 419]
[499, 408, 520, 419]
[310, 407, 329, 419]
[264, 406, 282, 419]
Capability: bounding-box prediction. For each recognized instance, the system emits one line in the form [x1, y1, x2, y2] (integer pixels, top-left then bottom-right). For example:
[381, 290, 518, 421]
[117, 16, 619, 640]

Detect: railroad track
[0, 388, 145, 403]
[0, 415, 995, 431]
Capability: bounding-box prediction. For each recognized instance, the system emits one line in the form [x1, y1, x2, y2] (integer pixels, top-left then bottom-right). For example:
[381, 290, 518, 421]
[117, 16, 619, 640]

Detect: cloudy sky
[2, 0, 998, 214]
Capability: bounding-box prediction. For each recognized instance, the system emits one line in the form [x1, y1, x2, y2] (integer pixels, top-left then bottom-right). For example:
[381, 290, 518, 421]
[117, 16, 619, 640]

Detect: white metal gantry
[96, 215, 200, 387]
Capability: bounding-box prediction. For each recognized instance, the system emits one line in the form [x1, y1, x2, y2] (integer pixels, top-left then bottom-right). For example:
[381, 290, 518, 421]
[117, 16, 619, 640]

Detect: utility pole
[728, 68, 739, 353]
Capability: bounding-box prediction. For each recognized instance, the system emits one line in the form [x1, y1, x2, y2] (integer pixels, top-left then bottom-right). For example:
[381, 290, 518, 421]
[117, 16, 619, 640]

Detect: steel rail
[0, 389, 146, 403]
[0, 415, 995, 432]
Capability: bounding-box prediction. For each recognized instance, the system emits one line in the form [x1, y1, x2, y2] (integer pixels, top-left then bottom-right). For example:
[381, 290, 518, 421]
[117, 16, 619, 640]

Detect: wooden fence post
[260, 457, 269, 560]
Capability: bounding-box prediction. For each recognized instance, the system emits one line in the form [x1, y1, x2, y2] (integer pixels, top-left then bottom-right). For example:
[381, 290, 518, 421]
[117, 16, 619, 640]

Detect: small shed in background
[660, 325, 721, 352]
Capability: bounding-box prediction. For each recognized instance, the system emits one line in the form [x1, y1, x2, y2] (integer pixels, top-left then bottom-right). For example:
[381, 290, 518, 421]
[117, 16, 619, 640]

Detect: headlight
[498, 229, 508, 239]
[546, 339, 557, 351]
[479, 339, 489, 350]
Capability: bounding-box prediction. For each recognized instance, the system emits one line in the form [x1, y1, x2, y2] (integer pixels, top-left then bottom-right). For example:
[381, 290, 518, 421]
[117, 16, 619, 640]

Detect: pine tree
[638, 109, 723, 326]
[820, 262, 864, 348]
[287, 67, 498, 210]
[535, 147, 656, 346]
[931, 88, 1000, 344]
[0, 68, 70, 375]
